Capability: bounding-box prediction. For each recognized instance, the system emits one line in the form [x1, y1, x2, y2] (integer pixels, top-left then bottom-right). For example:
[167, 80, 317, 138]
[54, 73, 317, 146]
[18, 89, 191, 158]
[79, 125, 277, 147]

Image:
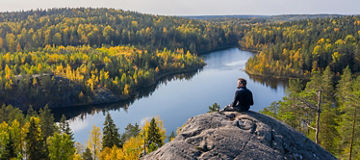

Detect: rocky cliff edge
[143, 111, 336, 160]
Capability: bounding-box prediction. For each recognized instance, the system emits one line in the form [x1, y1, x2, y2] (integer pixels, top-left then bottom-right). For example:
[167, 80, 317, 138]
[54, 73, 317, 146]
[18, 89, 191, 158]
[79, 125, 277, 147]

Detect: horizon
[0, 7, 357, 17]
[0, 0, 359, 16]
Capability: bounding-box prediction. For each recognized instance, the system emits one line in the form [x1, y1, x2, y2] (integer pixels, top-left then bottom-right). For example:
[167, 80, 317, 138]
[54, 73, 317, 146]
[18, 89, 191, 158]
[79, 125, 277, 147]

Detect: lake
[67, 48, 288, 144]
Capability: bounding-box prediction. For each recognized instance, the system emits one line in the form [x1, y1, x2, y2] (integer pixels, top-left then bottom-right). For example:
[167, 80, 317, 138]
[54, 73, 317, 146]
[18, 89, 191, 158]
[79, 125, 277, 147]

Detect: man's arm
[231, 91, 238, 107]
[249, 91, 254, 106]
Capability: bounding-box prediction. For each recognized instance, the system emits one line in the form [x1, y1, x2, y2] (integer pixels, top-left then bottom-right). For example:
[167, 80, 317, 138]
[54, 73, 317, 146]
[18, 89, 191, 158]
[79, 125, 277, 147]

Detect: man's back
[232, 87, 254, 111]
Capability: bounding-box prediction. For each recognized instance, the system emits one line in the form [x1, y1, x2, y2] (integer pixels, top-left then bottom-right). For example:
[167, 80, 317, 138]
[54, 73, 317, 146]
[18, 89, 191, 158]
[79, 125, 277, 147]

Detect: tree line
[243, 16, 360, 77]
[0, 104, 173, 160]
[0, 8, 242, 54]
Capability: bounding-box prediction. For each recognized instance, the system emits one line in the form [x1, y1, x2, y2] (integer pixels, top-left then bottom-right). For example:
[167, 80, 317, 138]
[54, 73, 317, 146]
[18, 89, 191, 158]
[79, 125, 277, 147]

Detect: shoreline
[237, 47, 261, 54]
[52, 66, 204, 110]
[237, 45, 309, 80]
[244, 69, 309, 80]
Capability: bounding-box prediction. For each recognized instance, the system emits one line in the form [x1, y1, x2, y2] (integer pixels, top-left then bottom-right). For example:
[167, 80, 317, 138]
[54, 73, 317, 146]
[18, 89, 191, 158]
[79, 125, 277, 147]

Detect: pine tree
[318, 67, 339, 154]
[59, 114, 74, 140]
[297, 71, 323, 142]
[25, 117, 48, 160]
[260, 101, 280, 118]
[2, 134, 17, 159]
[321, 66, 335, 100]
[349, 76, 360, 159]
[147, 118, 163, 153]
[337, 66, 352, 105]
[337, 73, 360, 159]
[168, 131, 176, 142]
[0, 104, 24, 125]
[82, 148, 93, 160]
[102, 112, 121, 148]
[208, 103, 220, 113]
[39, 105, 56, 139]
[47, 133, 75, 160]
[337, 67, 354, 158]
[26, 105, 37, 119]
[59, 114, 67, 132]
[304, 71, 322, 92]
[121, 123, 140, 146]
[320, 107, 340, 154]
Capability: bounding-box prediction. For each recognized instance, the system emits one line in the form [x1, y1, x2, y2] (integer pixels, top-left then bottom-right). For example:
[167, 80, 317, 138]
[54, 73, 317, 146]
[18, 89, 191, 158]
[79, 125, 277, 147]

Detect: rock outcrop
[143, 111, 336, 160]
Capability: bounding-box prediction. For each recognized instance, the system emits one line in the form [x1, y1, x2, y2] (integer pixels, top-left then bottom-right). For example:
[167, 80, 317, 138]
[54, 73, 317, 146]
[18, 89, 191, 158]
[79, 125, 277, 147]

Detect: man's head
[237, 78, 247, 88]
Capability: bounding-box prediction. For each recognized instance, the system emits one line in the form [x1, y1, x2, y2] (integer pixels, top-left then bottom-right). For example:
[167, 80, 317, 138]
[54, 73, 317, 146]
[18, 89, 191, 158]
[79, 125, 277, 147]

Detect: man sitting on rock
[224, 78, 254, 112]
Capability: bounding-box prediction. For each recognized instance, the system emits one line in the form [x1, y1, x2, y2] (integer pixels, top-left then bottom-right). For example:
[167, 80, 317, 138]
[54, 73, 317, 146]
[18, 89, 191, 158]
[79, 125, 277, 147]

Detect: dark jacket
[231, 87, 254, 111]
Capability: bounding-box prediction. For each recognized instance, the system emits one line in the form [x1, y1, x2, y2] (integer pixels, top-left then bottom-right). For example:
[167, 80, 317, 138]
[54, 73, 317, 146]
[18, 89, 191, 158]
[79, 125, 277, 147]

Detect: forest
[0, 104, 171, 160]
[0, 7, 360, 160]
[0, 8, 243, 54]
[242, 16, 360, 159]
[244, 16, 360, 77]
[3, 9, 360, 109]
[261, 67, 360, 159]
[0, 45, 204, 109]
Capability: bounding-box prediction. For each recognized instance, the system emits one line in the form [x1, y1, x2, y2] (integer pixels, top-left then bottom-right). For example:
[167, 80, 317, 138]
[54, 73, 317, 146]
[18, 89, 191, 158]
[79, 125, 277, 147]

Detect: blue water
[69, 48, 287, 144]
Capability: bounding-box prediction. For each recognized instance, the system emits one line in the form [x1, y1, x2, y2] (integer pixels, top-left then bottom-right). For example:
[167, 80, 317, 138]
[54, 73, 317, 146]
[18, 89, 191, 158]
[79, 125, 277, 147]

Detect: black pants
[223, 105, 249, 112]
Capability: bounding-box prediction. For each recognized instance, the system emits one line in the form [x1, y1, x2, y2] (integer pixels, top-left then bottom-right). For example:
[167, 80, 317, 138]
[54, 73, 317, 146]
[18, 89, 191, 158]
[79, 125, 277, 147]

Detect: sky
[0, 0, 359, 16]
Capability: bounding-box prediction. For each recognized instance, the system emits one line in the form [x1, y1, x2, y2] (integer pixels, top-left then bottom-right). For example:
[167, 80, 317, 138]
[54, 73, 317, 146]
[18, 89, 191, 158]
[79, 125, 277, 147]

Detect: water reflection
[247, 74, 289, 90]
[53, 70, 201, 121]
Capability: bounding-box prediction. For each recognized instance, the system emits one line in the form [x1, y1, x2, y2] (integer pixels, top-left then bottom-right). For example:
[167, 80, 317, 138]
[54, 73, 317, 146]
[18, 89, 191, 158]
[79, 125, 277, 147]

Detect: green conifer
[102, 112, 121, 148]
[39, 105, 56, 139]
[25, 118, 48, 160]
[121, 123, 140, 146]
[168, 131, 176, 142]
[47, 133, 75, 160]
[147, 118, 163, 153]
[82, 147, 93, 160]
[2, 134, 17, 159]
[208, 103, 220, 113]
[59, 114, 74, 140]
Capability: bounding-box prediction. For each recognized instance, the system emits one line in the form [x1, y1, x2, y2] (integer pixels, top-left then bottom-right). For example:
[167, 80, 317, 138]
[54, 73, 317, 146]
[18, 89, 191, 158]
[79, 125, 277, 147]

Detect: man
[224, 78, 254, 112]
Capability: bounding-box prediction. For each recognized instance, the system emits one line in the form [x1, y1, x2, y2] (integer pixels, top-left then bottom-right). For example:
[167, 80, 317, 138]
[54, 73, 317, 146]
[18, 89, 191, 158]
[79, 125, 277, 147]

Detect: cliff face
[143, 111, 336, 160]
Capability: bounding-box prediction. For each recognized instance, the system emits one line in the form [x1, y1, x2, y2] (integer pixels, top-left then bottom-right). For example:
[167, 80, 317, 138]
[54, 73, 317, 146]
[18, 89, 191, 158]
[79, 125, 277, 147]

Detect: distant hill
[0, 8, 241, 54]
[184, 14, 344, 22]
